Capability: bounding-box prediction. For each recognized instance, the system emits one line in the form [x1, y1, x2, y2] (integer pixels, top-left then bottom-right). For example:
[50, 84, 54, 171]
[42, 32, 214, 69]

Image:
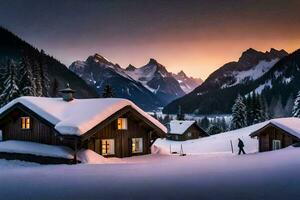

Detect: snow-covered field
[154, 121, 269, 155]
[0, 122, 300, 200]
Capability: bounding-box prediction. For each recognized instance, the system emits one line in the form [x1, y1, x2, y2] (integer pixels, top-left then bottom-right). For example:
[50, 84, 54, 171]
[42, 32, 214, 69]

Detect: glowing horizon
[1, 0, 299, 80]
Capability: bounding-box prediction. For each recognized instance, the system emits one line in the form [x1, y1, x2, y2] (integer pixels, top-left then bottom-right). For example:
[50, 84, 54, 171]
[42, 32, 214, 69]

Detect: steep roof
[0, 97, 167, 136]
[168, 120, 196, 135]
[250, 117, 300, 139]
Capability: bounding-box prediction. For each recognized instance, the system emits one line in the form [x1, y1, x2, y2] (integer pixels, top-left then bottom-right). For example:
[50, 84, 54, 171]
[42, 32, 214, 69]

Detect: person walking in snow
[238, 138, 246, 155]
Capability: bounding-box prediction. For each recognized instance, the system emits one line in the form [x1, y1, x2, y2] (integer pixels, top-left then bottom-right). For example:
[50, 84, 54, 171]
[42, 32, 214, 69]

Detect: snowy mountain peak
[177, 70, 187, 77]
[126, 64, 136, 71]
[148, 58, 159, 65]
[238, 48, 288, 69]
[87, 53, 114, 66]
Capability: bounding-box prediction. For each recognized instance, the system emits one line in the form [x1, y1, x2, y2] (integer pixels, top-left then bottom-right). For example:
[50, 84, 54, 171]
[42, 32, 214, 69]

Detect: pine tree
[39, 52, 50, 96]
[176, 105, 185, 120]
[19, 56, 36, 96]
[50, 78, 59, 97]
[102, 84, 114, 98]
[33, 60, 42, 96]
[292, 91, 300, 118]
[231, 94, 247, 130]
[200, 116, 210, 130]
[252, 93, 264, 124]
[0, 59, 20, 106]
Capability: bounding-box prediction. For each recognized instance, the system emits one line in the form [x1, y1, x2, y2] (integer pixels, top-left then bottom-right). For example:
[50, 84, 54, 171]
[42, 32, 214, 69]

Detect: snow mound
[0, 140, 74, 159]
[151, 145, 170, 155]
[77, 149, 109, 164]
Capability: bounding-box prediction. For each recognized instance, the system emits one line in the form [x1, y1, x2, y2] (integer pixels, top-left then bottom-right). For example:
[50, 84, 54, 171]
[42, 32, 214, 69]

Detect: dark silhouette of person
[238, 138, 246, 155]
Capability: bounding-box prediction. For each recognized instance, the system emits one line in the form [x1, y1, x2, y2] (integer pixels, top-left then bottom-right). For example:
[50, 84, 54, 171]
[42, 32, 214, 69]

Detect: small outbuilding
[249, 118, 300, 152]
[166, 120, 208, 141]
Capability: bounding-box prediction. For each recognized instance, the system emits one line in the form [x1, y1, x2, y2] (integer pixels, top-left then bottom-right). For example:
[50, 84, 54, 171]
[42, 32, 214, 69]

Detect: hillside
[163, 48, 293, 115]
[0, 26, 98, 99]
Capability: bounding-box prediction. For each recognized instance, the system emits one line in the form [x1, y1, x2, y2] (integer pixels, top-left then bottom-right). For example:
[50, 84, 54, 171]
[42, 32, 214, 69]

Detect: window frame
[21, 117, 31, 130]
[101, 139, 115, 156]
[117, 118, 128, 130]
[272, 140, 281, 150]
[132, 137, 143, 154]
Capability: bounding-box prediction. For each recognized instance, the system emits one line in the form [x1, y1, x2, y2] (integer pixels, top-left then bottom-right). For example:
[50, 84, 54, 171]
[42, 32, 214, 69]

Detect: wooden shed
[166, 120, 208, 141]
[249, 118, 300, 152]
[0, 90, 166, 163]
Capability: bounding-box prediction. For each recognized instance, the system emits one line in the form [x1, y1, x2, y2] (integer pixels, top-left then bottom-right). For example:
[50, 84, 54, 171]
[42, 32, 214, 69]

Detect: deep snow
[0, 121, 300, 200]
[0, 147, 300, 200]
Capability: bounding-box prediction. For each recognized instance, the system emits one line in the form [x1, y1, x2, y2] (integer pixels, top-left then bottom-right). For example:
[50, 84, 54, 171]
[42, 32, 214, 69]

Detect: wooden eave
[249, 122, 300, 141]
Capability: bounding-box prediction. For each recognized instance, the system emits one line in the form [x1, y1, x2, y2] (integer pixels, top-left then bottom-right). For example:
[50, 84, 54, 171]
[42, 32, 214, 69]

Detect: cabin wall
[0, 108, 74, 148]
[83, 114, 152, 158]
[258, 126, 299, 152]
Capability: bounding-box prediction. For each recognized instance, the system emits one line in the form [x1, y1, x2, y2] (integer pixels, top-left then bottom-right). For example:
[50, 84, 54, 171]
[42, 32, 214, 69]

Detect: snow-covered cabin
[250, 118, 300, 152]
[166, 120, 208, 141]
[0, 86, 166, 163]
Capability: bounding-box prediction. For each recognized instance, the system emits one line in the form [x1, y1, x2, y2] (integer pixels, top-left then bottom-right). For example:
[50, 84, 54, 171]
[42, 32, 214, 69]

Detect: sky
[0, 0, 300, 80]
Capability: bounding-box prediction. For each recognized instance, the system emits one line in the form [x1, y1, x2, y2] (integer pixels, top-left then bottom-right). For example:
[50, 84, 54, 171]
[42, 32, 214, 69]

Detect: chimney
[59, 83, 75, 102]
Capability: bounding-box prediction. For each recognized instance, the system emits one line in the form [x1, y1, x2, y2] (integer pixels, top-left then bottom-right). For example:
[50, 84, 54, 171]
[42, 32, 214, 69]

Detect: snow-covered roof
[250, 117, 300, 139]
[0, 96, 167, 136]
[168, 120, 196, 135]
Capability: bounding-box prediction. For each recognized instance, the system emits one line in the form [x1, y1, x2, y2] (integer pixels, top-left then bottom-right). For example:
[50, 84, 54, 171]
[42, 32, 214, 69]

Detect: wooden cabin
[0, 86, 166, 164]
[249, 118, 300, 152]
[166, 120, 208, 141]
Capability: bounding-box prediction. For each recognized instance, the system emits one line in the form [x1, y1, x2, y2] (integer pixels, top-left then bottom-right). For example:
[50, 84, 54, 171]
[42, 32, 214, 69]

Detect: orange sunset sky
[0, 0, 300, 80]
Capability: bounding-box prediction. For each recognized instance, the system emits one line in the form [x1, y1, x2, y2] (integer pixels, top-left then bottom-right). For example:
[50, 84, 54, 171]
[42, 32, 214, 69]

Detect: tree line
[0, 51, 49, 107]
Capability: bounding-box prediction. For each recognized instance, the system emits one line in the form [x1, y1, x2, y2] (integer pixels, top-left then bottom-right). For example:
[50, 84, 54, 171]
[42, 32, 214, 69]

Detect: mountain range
[69, 55, 202, 110]
[163, 48, 300, 118]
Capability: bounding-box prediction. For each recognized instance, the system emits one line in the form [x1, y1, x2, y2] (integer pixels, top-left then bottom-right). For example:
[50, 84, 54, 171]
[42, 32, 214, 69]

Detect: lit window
[117, 118, 128, 130]
[187, 132, 192, 137]
[21, 117, 30, 129]
[272, 140, 281, 150]
[132, 138, 143, 153]
[101, 139, 115, 155]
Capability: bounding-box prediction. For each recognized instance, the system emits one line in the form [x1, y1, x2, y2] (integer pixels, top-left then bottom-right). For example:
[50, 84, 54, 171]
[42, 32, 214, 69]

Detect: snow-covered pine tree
[292, 90, 300, 118]
[0, 59, 20, 106]
[231, 94, 247, 130]
[19, 56, 36, 96]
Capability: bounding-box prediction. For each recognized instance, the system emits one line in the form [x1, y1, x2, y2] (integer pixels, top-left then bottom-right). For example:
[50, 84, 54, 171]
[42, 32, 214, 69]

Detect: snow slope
[155, 121, 269, 154]
[221, 58, 279, 88]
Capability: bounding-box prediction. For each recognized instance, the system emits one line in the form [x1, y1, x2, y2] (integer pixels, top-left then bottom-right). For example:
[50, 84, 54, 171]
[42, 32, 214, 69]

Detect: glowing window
[101, 139, 115, 155]
[132, 138, 143, 153]
[21, 117, 30, 129]
[117, 118, 128, 130]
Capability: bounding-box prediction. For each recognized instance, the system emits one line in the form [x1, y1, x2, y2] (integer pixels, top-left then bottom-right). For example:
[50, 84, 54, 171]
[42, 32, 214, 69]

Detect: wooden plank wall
[258, 126, 298, 152]
[2, 111, 60, 145]
[84, 114, 152, 158]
